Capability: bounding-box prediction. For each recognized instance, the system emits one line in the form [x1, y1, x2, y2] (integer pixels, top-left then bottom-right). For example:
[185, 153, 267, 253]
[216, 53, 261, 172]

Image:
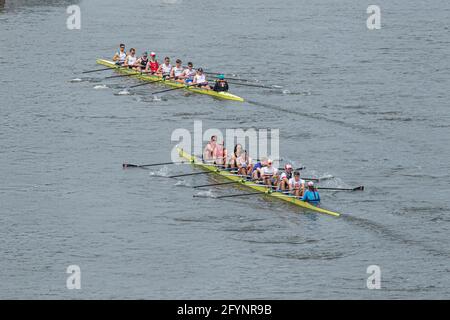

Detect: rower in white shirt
[193, 68, 211, 89]
[123, 48, 138, 69]
[156, 56, 172, 78]
[260, 159, 278, 187]
[289, 171, 305, 197]
[170, 59, 184, 82]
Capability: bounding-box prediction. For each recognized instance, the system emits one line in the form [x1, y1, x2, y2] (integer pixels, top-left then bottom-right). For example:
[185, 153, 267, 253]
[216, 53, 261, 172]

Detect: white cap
[267, 159, 273, 164]
[307, 181, 314, 187]
[150, 52, 156, 56]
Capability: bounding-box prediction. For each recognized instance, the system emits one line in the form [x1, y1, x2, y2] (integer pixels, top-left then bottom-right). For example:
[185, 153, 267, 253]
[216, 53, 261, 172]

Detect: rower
[136, 51, 149, 71]
[215, 141, 227, 167]
[237, 150, 252, 176]
[157, 56, 172, 79]
[170, 59, 184, 82]
[213, 74, 229, 92]
[289, 171, 305, 197]
[181, 62, 196, 84]
[203, 135, 217, 161]
[145, 52, 159, 74]
[193, 68, 211, 89]
[302, 181, 320, 204]
[260, 159, 278, 187]
[113, 43, 127, 65]
[251, 158, 267, 180]
[230, 144, 243, 169]
[123, 48, 138, 69]
[278, 164, 293, 191]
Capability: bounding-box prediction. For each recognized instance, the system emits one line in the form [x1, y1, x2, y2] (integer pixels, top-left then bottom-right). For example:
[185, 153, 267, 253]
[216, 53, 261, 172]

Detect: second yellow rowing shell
[96, 59, 245, 102]
[178, 148, 340, 217]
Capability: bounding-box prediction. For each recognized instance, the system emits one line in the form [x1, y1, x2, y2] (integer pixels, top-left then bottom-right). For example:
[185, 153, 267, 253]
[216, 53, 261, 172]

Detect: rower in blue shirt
[301, 181, 321, 204]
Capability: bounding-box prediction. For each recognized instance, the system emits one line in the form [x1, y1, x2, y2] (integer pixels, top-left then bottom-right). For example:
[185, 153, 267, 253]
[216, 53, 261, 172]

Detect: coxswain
[170, 59, 184, 82]
[181, 62, 196, 83]
[213, 74, 229, 92]
[157, 56, 172, 78]
[289, 171, 305, 197]
[260, 159, 278, 187]
[193, 68, 211, 89]
[302, 181, 320, 204]
[113, 43, 127, 65]
[145, 52, 159, 74]
[123, 48, 138, 69]
[278, 164, 293, 191]
[136, 51, 149, 71]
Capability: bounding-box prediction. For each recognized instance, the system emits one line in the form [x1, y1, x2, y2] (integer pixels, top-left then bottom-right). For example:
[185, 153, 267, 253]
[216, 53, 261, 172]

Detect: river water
[0, 0, 449, 299]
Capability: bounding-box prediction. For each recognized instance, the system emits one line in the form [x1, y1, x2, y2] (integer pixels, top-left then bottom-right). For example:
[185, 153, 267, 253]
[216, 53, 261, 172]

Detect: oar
[208, 74, 260, 83]
[318, 186, 364, 191]
[209, 192, 269, 199]
[278, 167, 305, 171]
[193, 180, 244, 188]
[129, 77, 169, 89]
[82, 66, 120, 74]
[105, 70, 153, 79]
[208, 79, 280, 89]
[150, 82, 198, 95]
[169, 171, 216, 178]
[123, 161, 186, 168]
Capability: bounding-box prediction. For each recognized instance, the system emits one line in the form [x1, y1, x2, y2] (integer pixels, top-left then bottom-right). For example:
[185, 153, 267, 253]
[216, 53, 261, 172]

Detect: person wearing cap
[301, 181, 321, 204]
[123, 48, 138, 69]
[193, 68, 211, 89]
[113, 44, 127, 65]
[156, 56, 172, 78]
[136, 51, 149, 71]
[213, 74, 229, 92]
[145, 52, 159, 74]
[180, 62, 196, 84]
[170, 59, 185, 82]
[278, 164, 294, 191]
[289, 171, 305, 197]
[260, 159, 279, 187]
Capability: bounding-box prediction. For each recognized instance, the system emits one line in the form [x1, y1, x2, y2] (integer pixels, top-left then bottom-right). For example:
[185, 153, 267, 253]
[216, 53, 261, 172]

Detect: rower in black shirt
[213, 74, 229, 92]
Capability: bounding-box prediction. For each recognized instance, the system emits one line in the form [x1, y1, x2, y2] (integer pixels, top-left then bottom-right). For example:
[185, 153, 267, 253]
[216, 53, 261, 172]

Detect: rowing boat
[177, 148, 341, 217]
[96, 59, 245, 102]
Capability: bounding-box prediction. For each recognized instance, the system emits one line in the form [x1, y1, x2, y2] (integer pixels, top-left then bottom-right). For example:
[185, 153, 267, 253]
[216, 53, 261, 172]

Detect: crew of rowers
[202, 136, 321, 204]
[112, 44, 229, 92]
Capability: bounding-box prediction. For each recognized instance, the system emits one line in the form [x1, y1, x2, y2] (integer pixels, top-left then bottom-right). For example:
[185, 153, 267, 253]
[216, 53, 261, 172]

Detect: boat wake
[148, 166, 169, 177]
[116, 89, 131, 96]
[194, 190, 215, 198]
[174, 180, 190, 187]
[93, 84, 108, 90]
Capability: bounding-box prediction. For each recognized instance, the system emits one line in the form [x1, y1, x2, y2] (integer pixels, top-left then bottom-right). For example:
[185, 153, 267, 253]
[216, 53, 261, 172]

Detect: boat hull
[177, 148, 340, 217]
[96, 59, 244, 102]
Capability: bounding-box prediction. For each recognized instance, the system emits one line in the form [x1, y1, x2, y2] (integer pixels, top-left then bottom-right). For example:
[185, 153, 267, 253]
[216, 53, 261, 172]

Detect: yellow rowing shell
[177, 148, 340, 217]
[96, 59, 245, 102]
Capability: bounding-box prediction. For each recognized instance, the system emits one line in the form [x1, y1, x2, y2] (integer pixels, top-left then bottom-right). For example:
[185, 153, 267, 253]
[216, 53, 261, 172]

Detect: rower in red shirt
[145, 52, 159, 74]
